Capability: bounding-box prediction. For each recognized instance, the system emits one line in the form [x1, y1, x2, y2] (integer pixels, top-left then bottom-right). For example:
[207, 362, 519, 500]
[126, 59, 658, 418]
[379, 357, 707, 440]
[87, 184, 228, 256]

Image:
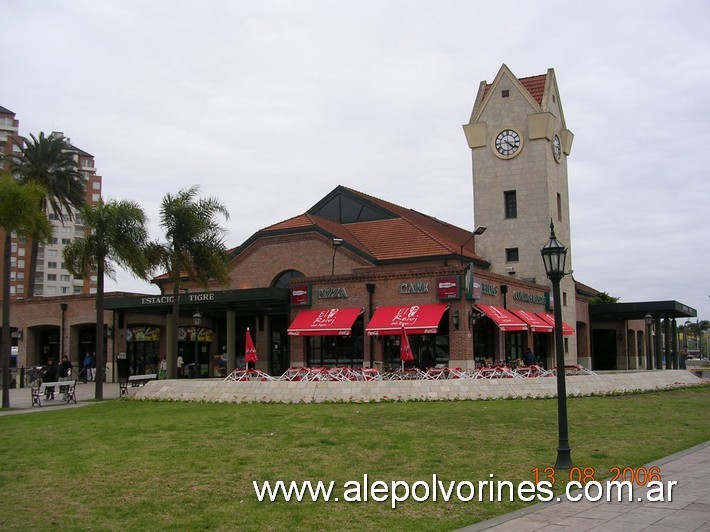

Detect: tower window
[506, 248, 519, 262]
[504, 191, 517, 219]
[501, 90, 509, 98]
[557, 193, 562, 221]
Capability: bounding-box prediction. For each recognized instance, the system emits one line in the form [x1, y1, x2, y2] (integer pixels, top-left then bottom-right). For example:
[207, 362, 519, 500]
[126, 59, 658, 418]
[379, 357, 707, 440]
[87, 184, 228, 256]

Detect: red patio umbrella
[245, 327, 258, 369]
[400, 326, 414, 371]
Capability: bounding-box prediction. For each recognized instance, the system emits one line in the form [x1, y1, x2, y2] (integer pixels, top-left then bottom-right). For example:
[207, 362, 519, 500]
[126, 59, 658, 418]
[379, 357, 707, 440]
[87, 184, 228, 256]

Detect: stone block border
[133, 370, 703, 404]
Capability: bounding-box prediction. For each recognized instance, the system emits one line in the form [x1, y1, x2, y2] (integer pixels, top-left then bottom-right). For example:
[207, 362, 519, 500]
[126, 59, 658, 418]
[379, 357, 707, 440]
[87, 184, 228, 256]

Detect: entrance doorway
[592, 329, 617, 370]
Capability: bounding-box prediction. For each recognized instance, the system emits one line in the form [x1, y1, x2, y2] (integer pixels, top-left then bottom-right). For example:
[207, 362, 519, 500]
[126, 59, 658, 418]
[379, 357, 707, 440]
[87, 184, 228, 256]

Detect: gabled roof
[0, 105, 15, 115]
[482, 73, 547, 105]
[239, 185, 487, 265]
[469, 64, 567, 129]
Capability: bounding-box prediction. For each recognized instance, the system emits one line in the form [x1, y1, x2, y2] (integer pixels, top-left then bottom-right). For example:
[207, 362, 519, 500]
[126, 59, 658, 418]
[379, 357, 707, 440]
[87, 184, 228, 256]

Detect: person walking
[83, 353, 92, 383]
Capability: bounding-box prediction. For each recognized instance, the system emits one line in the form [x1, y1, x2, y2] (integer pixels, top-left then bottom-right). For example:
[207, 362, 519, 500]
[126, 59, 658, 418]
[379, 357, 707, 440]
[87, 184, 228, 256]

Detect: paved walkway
[0, 380, 123, 415]
[461, 440, 710, 531]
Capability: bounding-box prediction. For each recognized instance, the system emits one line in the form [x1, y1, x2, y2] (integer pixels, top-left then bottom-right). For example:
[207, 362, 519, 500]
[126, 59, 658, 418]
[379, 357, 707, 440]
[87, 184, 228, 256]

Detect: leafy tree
[679, 320, 710, 352]
[0, 175, 52, 408]
[153, 186, 231, 379]
[589, 291, 619, 304]
[11, 132, 86, 296]
[64, 199, 153, 400]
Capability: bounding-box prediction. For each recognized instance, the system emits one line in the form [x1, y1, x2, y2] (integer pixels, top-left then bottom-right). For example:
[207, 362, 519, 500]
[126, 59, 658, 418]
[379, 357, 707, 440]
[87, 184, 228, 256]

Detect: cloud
[2, 0, 709, 317]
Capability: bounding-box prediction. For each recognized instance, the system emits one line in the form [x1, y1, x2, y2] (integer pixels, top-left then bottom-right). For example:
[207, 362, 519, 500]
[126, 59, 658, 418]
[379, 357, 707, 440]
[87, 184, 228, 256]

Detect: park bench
[686, 366, 709, 378]
[31, 380, 77, 407]
[119, 373, 158, 396]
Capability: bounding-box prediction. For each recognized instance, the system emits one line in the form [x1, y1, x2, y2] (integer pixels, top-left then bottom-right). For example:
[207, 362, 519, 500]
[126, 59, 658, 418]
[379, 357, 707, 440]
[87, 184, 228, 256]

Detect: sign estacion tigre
[141, 293, 216, 305]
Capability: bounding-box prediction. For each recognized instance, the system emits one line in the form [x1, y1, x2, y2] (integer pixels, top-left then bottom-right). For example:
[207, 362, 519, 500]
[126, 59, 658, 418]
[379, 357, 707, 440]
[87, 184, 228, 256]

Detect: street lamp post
[469, 307, 482, 365]
[645, 314, 654, 370]
[192, 311, 202, 378]
[459, 226, 487, 260]
[540, 220, 572, 469]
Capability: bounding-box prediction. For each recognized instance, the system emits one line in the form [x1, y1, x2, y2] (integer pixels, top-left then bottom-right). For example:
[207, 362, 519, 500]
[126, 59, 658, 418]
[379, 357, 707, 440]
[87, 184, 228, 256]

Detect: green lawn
[1, 385, 708, 531]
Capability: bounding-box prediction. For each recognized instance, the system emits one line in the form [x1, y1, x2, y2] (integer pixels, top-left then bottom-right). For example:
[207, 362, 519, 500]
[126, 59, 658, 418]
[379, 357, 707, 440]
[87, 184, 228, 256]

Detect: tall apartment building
[0, 106, 20, 164]
[0, 106, 102, 300]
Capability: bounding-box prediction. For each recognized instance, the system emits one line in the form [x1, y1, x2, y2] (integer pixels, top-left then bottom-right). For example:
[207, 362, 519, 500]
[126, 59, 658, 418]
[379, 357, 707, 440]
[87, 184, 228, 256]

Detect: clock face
[494, 129, 521, 157]
[552, 134, 562, 162]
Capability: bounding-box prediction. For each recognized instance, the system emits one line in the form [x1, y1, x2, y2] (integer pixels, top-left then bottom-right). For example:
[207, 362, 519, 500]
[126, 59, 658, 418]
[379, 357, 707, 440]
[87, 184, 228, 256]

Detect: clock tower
[463, 64, 579, 362]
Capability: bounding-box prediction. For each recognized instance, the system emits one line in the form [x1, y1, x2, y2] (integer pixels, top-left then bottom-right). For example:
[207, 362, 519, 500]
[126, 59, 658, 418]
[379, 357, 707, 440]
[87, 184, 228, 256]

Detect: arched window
[272, 270, 305, 288]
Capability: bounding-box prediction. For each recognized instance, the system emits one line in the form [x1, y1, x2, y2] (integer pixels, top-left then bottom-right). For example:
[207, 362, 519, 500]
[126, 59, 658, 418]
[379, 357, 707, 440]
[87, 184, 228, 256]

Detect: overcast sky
[2, 1, 709, 322]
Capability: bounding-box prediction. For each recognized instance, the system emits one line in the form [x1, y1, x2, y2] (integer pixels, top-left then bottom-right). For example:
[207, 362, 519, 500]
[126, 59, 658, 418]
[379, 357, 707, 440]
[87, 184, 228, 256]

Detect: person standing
[177, 354, 184, 378]
[523, 348, 537, 366]
[58, 355, 73, 401]
[41, 358, 58, 400]
[89, 352, 97, 381]
[159, 356, 167, 379]
[680, 346, 689, 370]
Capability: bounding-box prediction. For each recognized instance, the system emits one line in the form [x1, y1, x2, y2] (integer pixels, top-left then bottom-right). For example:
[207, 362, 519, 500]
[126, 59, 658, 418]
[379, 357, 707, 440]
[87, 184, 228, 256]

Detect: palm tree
[0, 175, 52, 408]
[64, 199, 153, 400]
[680, 320, 710, 355]
[11, 132, 86, 296]
[154, 186, 231, 379]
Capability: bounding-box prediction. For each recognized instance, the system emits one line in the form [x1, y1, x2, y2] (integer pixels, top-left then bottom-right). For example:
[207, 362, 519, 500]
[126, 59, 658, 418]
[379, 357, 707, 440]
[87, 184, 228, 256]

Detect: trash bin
[117, 352, 130, 387]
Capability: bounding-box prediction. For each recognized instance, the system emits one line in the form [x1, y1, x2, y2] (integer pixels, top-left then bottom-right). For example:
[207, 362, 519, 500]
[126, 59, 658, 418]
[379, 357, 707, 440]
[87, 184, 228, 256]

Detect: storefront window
[306, 335, 364, 367]
[305, 318, 364, 367]
[505, 332, 524, 363]
[383, 334, 449, 370]
[178, 326, 213, 377]
[126, 327, 160, 375]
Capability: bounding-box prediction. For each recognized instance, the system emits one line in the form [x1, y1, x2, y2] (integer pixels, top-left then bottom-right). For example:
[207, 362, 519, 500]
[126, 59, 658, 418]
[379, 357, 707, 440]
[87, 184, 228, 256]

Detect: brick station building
[7, 185, 596, 380]
[3, 65, 696, 381]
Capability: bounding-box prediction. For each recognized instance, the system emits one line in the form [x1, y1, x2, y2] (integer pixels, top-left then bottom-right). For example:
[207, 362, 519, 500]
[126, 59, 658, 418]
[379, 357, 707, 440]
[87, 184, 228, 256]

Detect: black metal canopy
[103, 287, 290, 316]
[589, 300, 697, 321]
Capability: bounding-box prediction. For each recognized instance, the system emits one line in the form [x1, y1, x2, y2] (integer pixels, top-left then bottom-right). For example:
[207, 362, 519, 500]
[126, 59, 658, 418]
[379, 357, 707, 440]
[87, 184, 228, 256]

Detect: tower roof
[481, 73, 547, 105]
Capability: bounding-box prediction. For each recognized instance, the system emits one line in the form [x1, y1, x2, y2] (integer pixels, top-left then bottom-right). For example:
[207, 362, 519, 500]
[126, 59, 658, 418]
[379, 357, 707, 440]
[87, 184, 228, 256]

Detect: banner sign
[464, 263, 482, 300]
[291, 284, 311, 306]
[437, 276, 461, 300]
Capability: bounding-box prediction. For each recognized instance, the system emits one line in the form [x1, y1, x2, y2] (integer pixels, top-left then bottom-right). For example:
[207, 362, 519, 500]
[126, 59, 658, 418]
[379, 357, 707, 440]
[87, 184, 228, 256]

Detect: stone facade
[464, 66, 578, 362]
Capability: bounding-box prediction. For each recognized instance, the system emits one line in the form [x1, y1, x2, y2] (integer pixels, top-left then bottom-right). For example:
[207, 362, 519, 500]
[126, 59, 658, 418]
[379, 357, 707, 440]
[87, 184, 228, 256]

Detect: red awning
[475, 305, 528, 332]
[536, 312, 575, 336]
[509, 309, 553, 333]
[366, 304, 448, 336]
[288, 308, 363, 336]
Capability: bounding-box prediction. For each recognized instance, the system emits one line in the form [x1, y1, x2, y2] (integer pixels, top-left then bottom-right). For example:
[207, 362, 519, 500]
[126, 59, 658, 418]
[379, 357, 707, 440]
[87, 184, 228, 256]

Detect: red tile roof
[260, 186, 484, 264]
[482, 73, 546, 105]
[519, 74, 547, 104]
